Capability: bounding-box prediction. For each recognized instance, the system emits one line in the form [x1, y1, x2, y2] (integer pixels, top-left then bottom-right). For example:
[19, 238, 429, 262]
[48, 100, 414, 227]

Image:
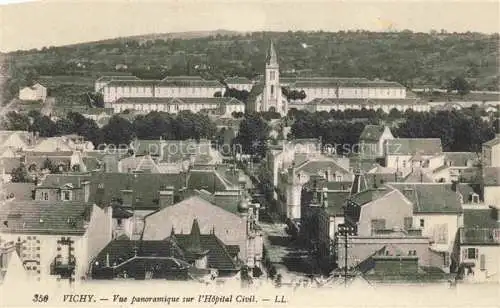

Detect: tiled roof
[0, 201, 94, 235]
[463, 209, 500, 229]
[158, 76, 223, 87]
[444, 152, 480, 167]
[92, 238, 186, 268]
[390, 183, 462, 214]
[187, 170, 228, 193]
[224, 77, 253, 85]
[39, 173, 91, 188]
[359, 125, 387, 142]
[96, 75, 140, 83]
[483, 167, 500, 187]
[385, 138, 443, 156]
[349, 187, 392, 207]
[281, 77, 369, 85]
[290, 80, 405, 89]
[106, 80, 158, 87]
[295, 158, 350, 176]
[1, 183, 35, 201]
[306, 98, 422, 106]
[88, 172, 182, 210]
[142, 196, 247, 259]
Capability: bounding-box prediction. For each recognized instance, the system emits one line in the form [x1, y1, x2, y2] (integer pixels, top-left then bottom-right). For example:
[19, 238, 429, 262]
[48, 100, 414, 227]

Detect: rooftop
[0, 201, 94, 235]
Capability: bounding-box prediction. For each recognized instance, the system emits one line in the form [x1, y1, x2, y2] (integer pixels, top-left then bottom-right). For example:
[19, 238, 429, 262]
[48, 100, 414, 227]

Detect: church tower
[262, 41, 286, 115]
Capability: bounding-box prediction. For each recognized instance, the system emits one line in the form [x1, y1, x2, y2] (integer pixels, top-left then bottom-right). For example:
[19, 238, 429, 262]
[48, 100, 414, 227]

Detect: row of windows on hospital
[105, 87, 222, 94]
[286, 87, 405, 96]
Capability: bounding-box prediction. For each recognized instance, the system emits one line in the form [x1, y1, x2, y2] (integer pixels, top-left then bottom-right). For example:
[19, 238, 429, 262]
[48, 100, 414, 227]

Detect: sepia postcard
[0, 0, 499, 307]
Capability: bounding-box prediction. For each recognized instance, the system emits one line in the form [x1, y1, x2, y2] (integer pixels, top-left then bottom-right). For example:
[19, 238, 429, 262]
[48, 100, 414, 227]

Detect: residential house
[91, 219, 241, 280]
[142, 196, 263, 269]
[390, 183, 464, 268]
[19, 83, 47, 101]
[458, 206, 500, 282]
[482, 135, 500, 208]
[34, 174, 91, 202]
[0, 201, 112, 281]
[358, 125, 394, 159]
[384, 138, 444, 173]
[0, 131, 33, 154]
[443, 152, 481, 182]
[340, 180, 453, 273]
[276, 153, 353, 220]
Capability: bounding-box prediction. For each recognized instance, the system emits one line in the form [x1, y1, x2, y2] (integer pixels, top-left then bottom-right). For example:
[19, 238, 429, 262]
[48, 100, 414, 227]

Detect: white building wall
[413, 213, 462, 253]
[484, 186, 500, 208]
[460, 245, 500, 282]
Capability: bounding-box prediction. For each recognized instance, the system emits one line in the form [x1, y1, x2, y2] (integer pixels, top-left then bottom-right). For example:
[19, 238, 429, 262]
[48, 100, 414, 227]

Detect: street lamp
[337, 223, 355, 287]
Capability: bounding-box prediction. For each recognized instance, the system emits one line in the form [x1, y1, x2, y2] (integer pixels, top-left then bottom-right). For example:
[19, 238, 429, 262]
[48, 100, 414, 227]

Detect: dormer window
[61, 190, 71, 201]
[470, 193, 479, 204]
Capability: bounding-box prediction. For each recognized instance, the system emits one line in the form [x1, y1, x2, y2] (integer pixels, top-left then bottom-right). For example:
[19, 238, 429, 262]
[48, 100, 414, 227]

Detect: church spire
[267, 40, 278, 66]
[187, 218, 202, 253]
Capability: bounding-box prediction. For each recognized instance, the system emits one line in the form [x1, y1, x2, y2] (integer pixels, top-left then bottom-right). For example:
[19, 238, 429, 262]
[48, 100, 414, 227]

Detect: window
[336, 175, 342, 182]
[62, 190, 70, 201]
[404, 217, 413, 230]
[471, 193, 479, 204]
[420, 219, 425, 228]
[480, 254, 486, 270]
[117, 219, 122, 226]
[371, 219, 386, 235]
[435, 224, 448, 244]
[270, 85, 274, 97]
[467, 248, 478, 259]
[402, 160, 407, 168]
[43, 192, 49, 201]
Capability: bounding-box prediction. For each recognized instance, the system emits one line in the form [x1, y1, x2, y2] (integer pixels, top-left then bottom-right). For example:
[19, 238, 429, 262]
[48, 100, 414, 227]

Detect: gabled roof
[142, 196, 247, 258]
[88, 172, 182, 210]
[0, 201, 94, 235]
[385, 138, 443, 156]
[390, 183, 462, 214]
[295, 157, 350, 176]
[359, 125, 389, 142]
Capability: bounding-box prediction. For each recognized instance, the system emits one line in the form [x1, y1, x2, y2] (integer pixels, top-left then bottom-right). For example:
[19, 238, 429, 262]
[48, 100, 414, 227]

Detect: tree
[30, 115, 57, 137]
[2, 112, 30, 131]
[447, 76, 471, 96]
[100, 115, 134, 146]
[11, 164, 31, 183]
[234, 113, 270, 158]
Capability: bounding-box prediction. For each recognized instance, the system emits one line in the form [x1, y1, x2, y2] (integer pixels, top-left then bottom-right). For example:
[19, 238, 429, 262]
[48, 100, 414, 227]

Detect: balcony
[460, 228, 500, 245]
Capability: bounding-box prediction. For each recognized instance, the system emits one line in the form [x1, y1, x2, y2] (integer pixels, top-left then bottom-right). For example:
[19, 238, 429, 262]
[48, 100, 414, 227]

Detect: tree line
[1, 110, 218, 147]
[289, 108, 498, 153]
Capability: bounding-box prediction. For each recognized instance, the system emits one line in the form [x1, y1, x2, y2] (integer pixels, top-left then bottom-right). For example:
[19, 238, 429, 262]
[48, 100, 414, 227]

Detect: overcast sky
[0, 0, 499, 52]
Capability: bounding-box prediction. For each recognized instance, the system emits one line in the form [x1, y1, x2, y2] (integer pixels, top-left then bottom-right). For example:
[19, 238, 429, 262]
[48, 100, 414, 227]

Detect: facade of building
[109, 97, 244, 116]
[0, 201, 112, 282]
[19, 83, 47, 101]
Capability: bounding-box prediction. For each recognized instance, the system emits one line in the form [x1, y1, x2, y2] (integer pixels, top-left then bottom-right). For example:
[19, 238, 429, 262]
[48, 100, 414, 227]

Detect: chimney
[158, 186, 175, 209]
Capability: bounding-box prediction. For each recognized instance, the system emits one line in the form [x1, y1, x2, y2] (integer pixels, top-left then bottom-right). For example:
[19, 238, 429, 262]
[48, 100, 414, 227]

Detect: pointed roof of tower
[187, 218, 206, 255]
[267, 40, 278, 66]
[350, 169, 369, 196]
